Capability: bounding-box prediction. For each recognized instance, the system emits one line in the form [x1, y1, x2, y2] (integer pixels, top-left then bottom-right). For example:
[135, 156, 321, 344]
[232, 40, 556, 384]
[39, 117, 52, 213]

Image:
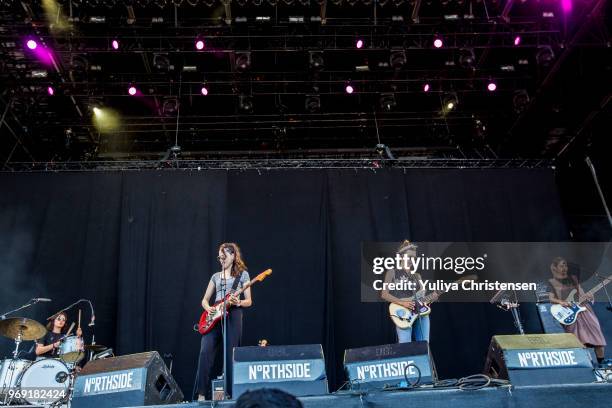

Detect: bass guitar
[197, 269, 272, 335]
[388, 274, 476, 329]
[550, 274, 611, 326]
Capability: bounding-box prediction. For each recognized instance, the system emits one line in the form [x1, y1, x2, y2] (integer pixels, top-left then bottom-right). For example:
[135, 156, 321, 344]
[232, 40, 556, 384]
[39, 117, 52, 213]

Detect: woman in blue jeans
[381, 241, 437, 343]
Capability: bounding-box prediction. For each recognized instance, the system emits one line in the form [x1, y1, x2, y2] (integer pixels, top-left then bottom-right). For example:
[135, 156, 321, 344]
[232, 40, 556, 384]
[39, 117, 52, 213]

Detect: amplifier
[343, 341, 437, 390]
[72, 351, 183, 408]
[232, 344, 328, 399]
[484, 333, 596, 386]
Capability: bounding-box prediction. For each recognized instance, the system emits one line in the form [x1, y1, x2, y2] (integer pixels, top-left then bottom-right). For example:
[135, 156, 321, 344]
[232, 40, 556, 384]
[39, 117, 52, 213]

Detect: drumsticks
[65, 322, 75, 337]
[78, 309, 81, 330]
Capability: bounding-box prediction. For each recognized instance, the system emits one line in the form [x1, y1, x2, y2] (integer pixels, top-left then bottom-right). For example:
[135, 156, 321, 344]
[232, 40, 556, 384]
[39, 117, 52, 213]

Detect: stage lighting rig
[389, 49, 406, 69]
[309, 51, 324, 71]
[234, 52, 251, 72]
[305, 95, 321, 113]
[238, 95, 253, 113]
[379, 93, 397, 112]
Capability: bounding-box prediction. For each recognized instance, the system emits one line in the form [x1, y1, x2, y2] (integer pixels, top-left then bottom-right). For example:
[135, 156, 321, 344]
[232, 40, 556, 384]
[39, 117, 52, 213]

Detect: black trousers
[196, 308, 243, 399]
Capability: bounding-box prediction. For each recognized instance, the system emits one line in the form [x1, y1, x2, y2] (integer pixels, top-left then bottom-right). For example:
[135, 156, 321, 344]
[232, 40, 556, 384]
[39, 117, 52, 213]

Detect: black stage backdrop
[0, 168, 571, 395]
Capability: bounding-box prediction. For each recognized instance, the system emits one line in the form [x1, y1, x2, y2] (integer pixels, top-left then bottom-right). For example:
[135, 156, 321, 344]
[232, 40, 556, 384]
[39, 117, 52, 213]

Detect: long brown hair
[219, 242, 247, 278]
[46, 311, 68, 333]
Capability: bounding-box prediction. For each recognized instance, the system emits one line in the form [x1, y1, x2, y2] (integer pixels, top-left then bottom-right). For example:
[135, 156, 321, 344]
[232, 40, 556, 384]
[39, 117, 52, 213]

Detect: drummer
[35, 312, 82, 358]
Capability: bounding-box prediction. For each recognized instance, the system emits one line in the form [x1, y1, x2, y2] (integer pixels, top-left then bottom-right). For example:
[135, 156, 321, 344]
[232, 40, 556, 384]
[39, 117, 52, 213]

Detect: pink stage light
[201, 86, 209, 96]
[112, 40, 119, 50]
[345, 85, 354, 94]
[487, 82, 497, 92]
[128, 86, 137, 96]
[433, 38, 443, 48]
[195, 40, 205, 50]
[423, 83, 430, 92]
[513, 36, 521, 46]
[47, 86, 54, 96]
[356, 39, 364, 49]
[561, 0, 573, 12]
[26, 40, 38, 50]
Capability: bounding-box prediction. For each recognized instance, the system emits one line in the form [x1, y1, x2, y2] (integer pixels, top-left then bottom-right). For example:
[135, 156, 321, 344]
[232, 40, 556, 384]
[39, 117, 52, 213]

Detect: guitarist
[548, 257, 606, 363]
[196, 243, 252, 401]
[381, 241, 438, 343]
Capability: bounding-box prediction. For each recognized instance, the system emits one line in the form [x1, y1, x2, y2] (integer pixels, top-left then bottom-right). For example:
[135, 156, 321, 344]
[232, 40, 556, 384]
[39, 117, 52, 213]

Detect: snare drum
[17, 358, 70, 405]
[59, 335, 84, 363]
[0, 359, 30, 398]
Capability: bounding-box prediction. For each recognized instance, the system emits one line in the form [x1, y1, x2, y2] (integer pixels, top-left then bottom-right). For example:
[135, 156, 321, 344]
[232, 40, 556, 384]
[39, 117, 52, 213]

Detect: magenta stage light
[26, 39, 38, 50]
[47, 86, 54, 96]
[345, 84, 354, 94]
[195, 40, 205, 50]
[201, 86, 209, 96]
[433, 38, 443, 48]
[128, 86, 137, 96]
[356, 39, 364, 49]
[487, 82, 497, 92]
[561, 0, 573, 12]
[112, 40, 119, 50]
[423, 83, 431, 92]
[513, 36, 521, 46]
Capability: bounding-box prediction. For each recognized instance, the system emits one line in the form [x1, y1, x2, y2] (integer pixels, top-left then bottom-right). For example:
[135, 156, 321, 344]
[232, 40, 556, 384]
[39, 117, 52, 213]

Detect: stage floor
[140, 382, 612, 408]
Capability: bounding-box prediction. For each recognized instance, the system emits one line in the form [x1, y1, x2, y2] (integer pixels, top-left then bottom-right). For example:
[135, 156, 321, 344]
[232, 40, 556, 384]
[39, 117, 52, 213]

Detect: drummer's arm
[35, 341, 56, 356]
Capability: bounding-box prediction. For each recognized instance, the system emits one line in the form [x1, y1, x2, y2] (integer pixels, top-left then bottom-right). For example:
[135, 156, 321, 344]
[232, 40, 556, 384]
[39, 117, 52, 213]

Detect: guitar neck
[578, 276, 612, 304]
[232, 277, 257, 297]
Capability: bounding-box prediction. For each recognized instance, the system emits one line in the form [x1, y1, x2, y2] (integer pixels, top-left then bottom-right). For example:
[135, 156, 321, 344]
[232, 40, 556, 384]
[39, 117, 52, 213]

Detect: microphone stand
[221, 270, 229, 400]
[1, 298, 45, 320]
[594, 273, 612, 312]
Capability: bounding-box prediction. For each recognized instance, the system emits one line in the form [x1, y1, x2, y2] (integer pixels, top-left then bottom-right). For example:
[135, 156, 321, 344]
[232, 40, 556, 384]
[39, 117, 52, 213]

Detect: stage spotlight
[238, 95, 253, 113]
[356, 39, 364, 49]
[111, 39, 119, 50]
[309, 51, 324, 71]
[70, 54, 89, 71]
[423, 83, 431, 92]
[389, 49, 407, 69]
[442, 92, 458, 112]
[26, 39, 38, 50]
[128, 86, 137, 96]
[512, 89, 530, 114]
[305, 94, 321, 113]
[92, 107, 102, 117]
[201, 85, 209, 96]
[345, 83, 354, 94]
[234, 52, 251, 71]
[487, 82, 497, 92]
[47, 86, 55, 96]
[536, 46, 555, 66]
[195, 39, 205, 50]
[433, 36, 443, 48]
[459, 48, 475, 68]
[379, 93, 397, 112]
[513, 36, 521, 46]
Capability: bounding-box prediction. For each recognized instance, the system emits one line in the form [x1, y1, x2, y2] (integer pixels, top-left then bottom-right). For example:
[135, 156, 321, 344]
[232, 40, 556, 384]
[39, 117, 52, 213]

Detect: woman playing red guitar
[196, 243, 252, 401]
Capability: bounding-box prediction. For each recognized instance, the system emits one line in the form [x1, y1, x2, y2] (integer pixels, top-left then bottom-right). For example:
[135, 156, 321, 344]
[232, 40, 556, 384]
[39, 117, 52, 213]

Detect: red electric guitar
[197, 269, 272, 335]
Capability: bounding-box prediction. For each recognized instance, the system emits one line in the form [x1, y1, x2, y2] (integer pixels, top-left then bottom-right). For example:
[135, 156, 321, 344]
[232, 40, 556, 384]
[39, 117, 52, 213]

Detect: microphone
[33, 298, 52, 302]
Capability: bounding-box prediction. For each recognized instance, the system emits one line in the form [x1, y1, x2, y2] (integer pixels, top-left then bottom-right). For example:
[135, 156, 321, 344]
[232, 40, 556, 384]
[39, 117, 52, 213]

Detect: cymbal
[84, 344, 108, 352]
[0, 317, 47, 341]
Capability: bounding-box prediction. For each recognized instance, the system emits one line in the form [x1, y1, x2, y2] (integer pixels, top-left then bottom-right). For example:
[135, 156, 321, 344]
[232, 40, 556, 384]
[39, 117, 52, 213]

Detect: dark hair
[219, 242, 247, 278]
[46, 311, 68, 333]
[234, 388, 303, 408]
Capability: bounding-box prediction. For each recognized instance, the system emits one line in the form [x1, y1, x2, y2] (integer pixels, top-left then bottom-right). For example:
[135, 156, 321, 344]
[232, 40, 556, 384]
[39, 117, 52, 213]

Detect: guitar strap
[230, 272, 242, 293]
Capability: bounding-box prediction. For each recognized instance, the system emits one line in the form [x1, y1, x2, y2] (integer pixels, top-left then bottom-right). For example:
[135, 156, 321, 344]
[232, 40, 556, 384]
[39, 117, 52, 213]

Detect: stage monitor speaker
[232, 344, 328, 399]
[72, 351, 183, 408]
[483, 333, 596, 386]
[343, 341, 437, 390]
[536, 303, 565, 334]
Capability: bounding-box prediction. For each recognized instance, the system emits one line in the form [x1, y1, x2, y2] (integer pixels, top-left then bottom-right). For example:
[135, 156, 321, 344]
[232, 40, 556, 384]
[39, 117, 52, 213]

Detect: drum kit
[0, 317, 107, 407]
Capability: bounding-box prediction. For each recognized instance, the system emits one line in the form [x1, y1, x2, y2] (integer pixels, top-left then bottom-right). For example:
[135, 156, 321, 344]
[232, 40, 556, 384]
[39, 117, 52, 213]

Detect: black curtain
[0, 168, 569, 395]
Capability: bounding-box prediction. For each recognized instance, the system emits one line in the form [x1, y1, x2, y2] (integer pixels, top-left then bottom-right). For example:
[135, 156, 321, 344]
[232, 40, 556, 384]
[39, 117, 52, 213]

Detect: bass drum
[18, 358, 70, 405]
[0, 359, 30, 399]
